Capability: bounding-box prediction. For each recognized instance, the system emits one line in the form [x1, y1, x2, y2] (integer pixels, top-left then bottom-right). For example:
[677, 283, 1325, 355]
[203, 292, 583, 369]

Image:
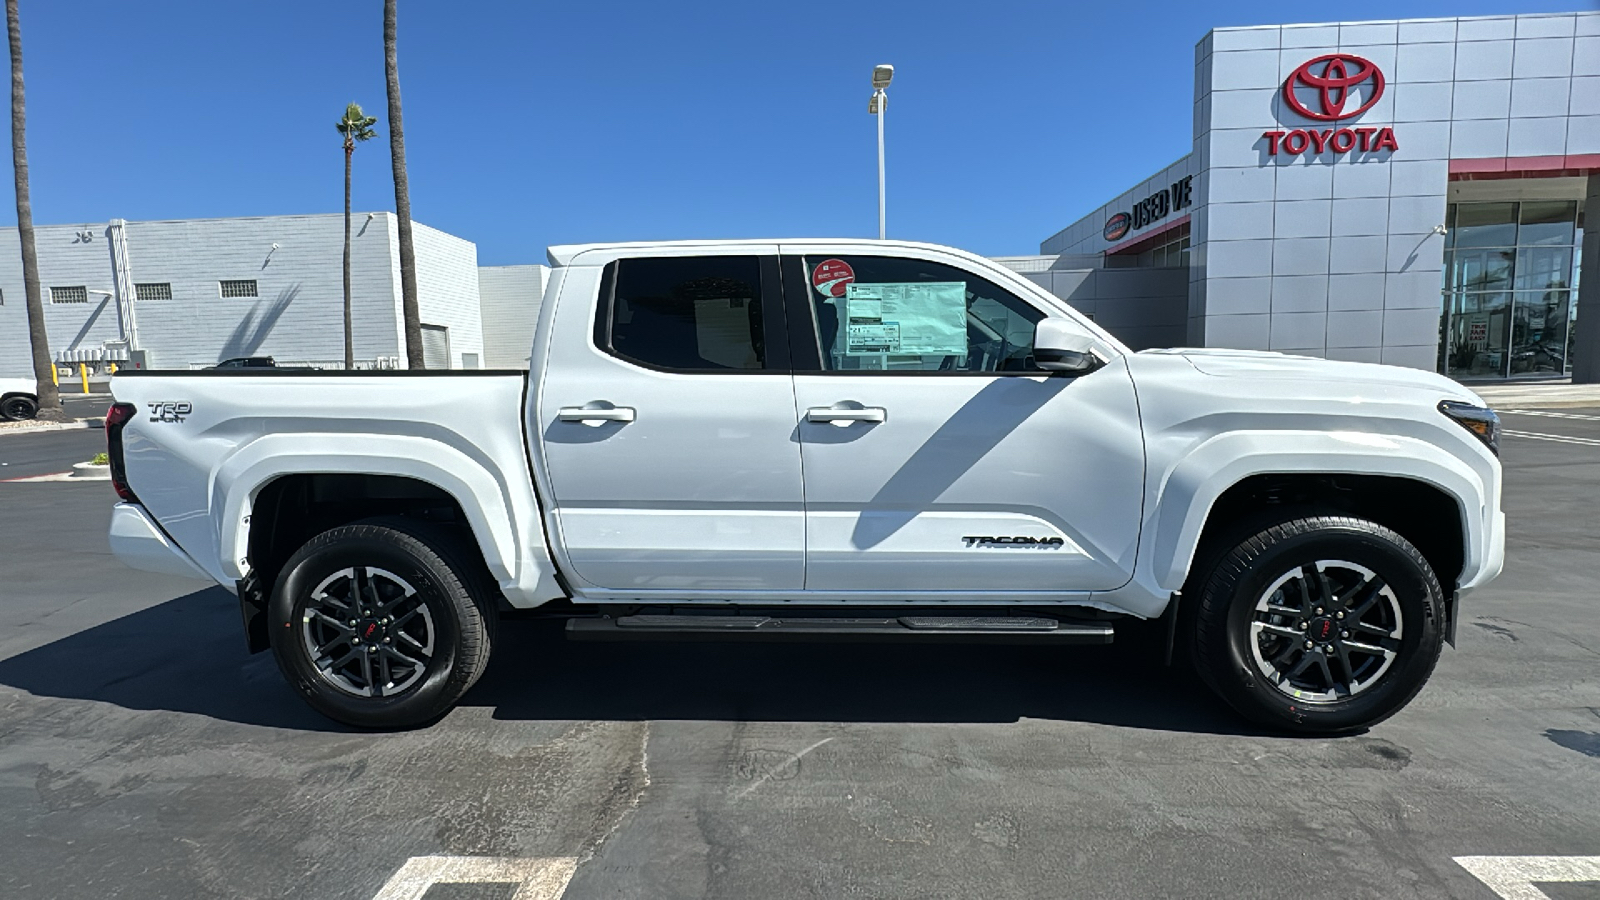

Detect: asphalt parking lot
[1, 411, 1598, 899]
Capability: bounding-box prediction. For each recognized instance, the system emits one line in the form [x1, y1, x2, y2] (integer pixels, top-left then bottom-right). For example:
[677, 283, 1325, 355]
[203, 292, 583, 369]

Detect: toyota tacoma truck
[104, 239, 1505, 733]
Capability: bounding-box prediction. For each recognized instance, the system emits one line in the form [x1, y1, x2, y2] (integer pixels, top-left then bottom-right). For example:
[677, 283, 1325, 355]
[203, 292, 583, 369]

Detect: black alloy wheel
[268, 517, 496, 729]
[1191, 515, 1445, 735]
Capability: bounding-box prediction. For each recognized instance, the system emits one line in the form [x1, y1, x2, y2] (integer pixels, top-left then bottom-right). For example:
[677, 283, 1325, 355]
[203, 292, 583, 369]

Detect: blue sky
[1, 0, 1575, 264]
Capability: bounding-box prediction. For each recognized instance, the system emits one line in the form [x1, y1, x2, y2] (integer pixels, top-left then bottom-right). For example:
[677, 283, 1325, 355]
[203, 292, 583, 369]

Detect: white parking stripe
[1500, 409, 1600, 422]
[1455, 856, 1600, 900]
[372, 856, 579, 900]
[1503, 430, 1600, 447]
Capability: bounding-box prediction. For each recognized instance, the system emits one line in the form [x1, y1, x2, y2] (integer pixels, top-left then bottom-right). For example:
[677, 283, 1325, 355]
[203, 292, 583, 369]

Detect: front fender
[1145, 430, 1491, 596]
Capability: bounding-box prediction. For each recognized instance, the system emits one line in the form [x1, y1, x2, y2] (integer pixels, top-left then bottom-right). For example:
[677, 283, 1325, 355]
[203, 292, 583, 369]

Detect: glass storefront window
[1519, 200, 1578, 246]
[1508, 289, 1570, 376]
[1451, 202, 1518, 249]
[1444, 292, 1510, 378]
[1514, 245, 1573, 291]
[1442, 199, 1583, 380]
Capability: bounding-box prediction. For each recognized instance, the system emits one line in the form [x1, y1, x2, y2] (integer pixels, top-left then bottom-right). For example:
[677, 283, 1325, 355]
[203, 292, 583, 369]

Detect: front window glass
[796, 255, 1045, 373]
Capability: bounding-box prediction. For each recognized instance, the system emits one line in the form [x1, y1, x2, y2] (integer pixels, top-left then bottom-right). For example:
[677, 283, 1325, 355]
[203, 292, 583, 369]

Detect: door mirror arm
[1033, 318, 1110, 376]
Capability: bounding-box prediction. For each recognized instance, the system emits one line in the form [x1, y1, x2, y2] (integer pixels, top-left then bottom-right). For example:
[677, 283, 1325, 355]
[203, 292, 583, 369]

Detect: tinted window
[795, 255, 1045, 373]
[602, 256, 766, 371]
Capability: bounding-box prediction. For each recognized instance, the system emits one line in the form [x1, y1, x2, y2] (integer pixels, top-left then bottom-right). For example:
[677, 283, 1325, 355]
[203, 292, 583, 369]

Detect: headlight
[1438, 400, 1500, 457]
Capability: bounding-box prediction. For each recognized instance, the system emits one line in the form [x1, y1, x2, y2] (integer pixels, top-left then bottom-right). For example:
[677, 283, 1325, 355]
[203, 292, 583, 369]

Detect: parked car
[211, 357, 279, 369]
[0, 377, 39, 420]
[104, 239, 1505, 734]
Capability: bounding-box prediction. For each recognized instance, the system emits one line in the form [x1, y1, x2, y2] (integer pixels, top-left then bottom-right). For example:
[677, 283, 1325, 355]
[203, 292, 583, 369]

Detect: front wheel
[1, 394, 38, 421]
[1191, 516, 1445, 735]
[268, 517, 496, 729]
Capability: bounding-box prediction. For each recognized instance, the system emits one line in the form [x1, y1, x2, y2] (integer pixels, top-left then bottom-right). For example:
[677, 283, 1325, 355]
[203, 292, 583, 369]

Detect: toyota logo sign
[1283, 53, 1385, 122]
[1103, 213, 1131, 242]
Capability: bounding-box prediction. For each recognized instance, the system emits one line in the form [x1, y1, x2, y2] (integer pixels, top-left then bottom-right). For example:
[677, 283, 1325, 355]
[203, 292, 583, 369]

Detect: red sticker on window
[811, 259, 855, 298]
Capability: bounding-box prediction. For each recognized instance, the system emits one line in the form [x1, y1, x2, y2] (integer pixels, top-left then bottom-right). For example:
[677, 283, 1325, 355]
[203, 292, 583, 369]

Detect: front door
[782, 247, 1146, 595]
[536, 250, 805, 594]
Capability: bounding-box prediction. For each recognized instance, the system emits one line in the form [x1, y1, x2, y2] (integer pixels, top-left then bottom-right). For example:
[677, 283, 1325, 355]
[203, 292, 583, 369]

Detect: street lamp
[869, 64, 893, 240]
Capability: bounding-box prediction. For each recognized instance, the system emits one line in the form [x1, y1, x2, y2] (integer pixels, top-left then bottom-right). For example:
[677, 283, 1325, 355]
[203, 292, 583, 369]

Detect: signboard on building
[1262, 53, 1398, 158]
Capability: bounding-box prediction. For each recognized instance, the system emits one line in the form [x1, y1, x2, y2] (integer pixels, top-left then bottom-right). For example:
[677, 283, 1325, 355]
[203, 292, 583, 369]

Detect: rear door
[534, 249, 806, 595]
[781, 246, 1146, 595]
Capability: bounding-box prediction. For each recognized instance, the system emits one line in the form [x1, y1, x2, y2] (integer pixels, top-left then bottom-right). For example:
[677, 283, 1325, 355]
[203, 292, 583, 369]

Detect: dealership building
[1013, 10, 1597, 380]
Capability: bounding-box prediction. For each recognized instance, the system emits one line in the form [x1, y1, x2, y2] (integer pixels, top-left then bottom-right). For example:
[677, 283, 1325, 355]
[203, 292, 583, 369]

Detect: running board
[565, 613, 1114, 644]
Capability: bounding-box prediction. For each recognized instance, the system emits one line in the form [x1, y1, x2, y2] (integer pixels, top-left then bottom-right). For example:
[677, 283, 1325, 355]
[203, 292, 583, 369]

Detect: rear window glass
[602, 256, 766, 371]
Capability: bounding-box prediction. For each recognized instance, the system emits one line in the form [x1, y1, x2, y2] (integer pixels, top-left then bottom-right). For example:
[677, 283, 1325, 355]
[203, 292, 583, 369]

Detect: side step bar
[566, 613, 1114, 644]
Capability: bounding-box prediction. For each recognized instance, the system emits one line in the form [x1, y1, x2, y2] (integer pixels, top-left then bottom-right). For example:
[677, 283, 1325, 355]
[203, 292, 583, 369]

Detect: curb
[0, 418, 103, 436]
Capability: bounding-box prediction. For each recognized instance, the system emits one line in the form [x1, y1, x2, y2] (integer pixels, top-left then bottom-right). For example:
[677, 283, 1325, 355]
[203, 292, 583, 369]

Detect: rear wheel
[1191, 516, 1444, 735]
[268, 517, 496, 728]
[1, 394, 38, 421]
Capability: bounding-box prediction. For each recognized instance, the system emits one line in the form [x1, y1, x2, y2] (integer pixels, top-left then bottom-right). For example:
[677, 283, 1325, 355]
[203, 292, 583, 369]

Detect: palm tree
[337, 102, 378, 370]
[384, 0, 423, 369]
[7, 0, 57, 414]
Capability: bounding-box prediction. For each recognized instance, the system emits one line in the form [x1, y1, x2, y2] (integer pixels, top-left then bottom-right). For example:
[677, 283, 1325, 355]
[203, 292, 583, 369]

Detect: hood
[1141, 348, 1483, 405]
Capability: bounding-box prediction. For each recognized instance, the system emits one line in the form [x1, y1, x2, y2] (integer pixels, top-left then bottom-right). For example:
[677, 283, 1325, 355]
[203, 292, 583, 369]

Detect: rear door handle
[558, 404, 636, 424]
[806, 405, 886, 425]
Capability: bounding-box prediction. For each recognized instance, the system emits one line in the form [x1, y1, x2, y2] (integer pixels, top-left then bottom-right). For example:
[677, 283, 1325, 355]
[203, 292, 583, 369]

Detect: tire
[268, 517, 497, 729]
[1190, 516, 1444, 735]
[1, 394, 38, 421]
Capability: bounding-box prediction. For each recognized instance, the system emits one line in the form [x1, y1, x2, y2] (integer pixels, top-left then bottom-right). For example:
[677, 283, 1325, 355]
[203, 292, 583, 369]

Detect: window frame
[219, 279, 258, 299]
[135, 282, 172, 302]
[49, 285, 89, 304]
[779, 254, 1053, 376]
[591, 254, 791, 375]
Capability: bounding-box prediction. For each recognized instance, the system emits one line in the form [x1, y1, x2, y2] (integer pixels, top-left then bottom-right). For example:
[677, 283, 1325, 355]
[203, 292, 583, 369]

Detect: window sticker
[843, 282, 967, 356]
[812, 259, 856, 298]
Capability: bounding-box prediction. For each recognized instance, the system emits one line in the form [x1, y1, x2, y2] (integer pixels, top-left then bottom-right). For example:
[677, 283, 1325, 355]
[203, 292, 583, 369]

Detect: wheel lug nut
[349, 620, 357, 626]
[1299, 621, 1308, 630]
[352, 638, 360, 645]
[1304, 640, 1314, 649]
[1340, 630, 1349, 638]
[1315, 608, 1324, 615]
[1335, 611, 1344, 619]
[383, 637, 391, 644]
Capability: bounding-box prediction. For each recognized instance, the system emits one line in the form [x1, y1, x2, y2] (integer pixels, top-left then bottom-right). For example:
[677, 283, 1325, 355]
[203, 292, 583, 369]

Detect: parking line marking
[1502, 430, 1600, 447]
[371, 855, 579, 900]
[1500, 410, 1600, 422]
[1455, 856, 1600, 900]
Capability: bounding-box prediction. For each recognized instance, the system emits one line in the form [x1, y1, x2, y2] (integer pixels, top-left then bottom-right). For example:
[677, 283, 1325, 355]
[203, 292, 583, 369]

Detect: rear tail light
[105, 402, 139, 502]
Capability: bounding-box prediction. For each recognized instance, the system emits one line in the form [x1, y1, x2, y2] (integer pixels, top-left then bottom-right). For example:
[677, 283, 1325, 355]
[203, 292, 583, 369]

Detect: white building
[477, 264, 549, 369]
[0, 213, 486, 374]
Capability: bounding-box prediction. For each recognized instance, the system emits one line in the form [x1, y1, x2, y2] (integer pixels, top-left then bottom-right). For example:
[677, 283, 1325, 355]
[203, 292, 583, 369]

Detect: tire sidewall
[1, 396, 37, 421]
[269, 530, 467, 728]
[1211, 522, 1443, 733]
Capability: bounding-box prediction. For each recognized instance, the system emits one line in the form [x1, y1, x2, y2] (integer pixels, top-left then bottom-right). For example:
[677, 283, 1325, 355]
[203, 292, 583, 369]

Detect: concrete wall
[0, 213, 487, 375]
[127, 214, 400, 369]
[478, 264, 548, 369]
[1018, 265, 1190, 351]
[404, 220, 483, 369]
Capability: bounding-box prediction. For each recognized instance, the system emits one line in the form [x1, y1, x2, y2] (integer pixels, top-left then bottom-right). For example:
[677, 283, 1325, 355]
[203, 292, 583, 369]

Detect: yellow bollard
[51, 363, 58, 386]
[79, 363, 89, 394]
[109, 362, 117, 375]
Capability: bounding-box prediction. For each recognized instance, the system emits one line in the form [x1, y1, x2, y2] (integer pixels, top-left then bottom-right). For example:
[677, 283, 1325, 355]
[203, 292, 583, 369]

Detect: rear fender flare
[212, 433, 519, 587]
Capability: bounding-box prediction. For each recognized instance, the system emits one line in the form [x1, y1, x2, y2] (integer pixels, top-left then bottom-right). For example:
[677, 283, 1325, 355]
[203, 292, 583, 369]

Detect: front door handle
[806, 405, 886, 425]
[558, 404, 636, 425]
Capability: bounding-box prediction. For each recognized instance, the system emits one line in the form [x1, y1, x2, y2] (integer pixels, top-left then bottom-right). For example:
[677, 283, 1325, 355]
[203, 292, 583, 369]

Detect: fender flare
[1144, 430, 1489, 594]
[211, 433, 522, 588]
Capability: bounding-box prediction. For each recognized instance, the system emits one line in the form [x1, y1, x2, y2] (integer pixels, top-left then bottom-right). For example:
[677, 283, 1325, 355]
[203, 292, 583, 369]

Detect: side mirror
[1033, 318, 1109, 375]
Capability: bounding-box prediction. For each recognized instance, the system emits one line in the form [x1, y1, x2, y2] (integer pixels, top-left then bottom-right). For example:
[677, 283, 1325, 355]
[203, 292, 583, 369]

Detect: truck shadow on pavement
[0, 588, 1265, 735]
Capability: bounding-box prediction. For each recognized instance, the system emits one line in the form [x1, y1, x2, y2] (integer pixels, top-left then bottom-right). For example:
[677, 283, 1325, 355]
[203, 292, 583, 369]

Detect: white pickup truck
[105, 239, 1505, 733]
[0, 376, 40, 420]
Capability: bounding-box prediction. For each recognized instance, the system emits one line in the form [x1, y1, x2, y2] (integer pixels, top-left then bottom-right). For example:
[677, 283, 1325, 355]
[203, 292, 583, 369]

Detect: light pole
[870, 64, 893, 240]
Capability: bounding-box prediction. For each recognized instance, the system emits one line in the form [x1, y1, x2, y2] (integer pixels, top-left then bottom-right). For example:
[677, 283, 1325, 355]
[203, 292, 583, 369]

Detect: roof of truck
[545, 238, 986, 268]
